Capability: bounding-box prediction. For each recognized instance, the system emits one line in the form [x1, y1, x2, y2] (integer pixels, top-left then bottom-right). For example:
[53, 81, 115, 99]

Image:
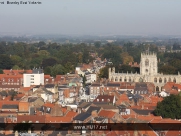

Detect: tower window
[145, 59, 149, 66]
[145, 69, 148, 73]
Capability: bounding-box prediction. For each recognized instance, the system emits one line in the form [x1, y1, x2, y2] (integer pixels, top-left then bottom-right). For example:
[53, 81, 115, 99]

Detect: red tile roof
[22, 87, 31, 92]
[93, 95, 115, 103]
[17, 115, 46, 123]
[65, 111, 78, 118]
[43, 103, 55, 108]
[3, 69, 32, 75]
[98, 110, 116, 118]
[116, 94, 129, 105]
[19, 102, 29, 111]
[45, 116, 72, 123]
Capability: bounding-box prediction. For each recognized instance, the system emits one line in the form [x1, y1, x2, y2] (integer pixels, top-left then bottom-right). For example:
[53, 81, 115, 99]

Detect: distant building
[23, 68, 44, 87]
[109, 51, 181, 91]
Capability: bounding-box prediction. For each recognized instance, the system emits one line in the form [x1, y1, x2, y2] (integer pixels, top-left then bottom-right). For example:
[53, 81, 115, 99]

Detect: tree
[10, 55, 22, 67]
[0, 55, 14, 69]
[118, 64, 135, 73]
[44, 66, 52, 75]
[83, 75, 87, 87]
[98, 66, 109, 79]
[41, 57, 57, 68]
[38, 50, 50, 57]
[11, 91, 18, 101]
[120, 52, 134, 64]
[159, 65, 177, 74]
[38, 41, 46, 47]
[0, 69, 3, 74]
[172, 43, 180, 50]
[51, 64, 66, 77]
[12, 65, 21, 70]
[153, 94, 181, 119]
[94, 41, 101, 48]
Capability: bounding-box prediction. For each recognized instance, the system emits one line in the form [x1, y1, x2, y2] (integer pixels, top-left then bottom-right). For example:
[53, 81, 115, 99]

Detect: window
[102, 99, 104, 102]
[97, 99, 99, 102]
[154, 78, 157, 83]
[145, 59, 149, 66]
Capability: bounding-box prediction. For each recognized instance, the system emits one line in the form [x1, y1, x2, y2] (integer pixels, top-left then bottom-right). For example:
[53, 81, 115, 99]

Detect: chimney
[57, 132, 62, 136]
[91, 110, 98, 117]
[141, 104, 144, 109]
[28, 129, 31, 134]
[15, 131, 18, 136]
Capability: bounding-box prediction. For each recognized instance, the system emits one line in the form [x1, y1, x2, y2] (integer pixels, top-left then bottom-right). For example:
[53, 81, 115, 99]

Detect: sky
[0, 0, 181, 36]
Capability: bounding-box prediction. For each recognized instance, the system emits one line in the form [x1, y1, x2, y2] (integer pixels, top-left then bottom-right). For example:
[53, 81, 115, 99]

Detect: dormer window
[47, 107, 50, 112]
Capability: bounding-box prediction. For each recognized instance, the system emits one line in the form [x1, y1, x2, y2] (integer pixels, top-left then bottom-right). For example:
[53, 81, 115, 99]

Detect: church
[108, 51, 181, 91]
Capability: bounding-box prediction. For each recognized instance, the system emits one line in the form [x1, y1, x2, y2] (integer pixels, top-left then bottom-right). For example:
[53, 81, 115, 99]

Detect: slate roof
[73, 112, 91, 121]
[86, 106, 101, 114]
[94, 117, 106, 122]
[42, 88, 54, 95]
[44, 84, 55, 88]
[0, 91, 8, 96]
[117, 104, 127, 109]
[78, 102, 92, 109]
[2, 104, 18, 109]
[132, 109, 153, 115]
[33, 85, 40, 88]
[93, 103, 118, 110]
[28, 97, 38, 102]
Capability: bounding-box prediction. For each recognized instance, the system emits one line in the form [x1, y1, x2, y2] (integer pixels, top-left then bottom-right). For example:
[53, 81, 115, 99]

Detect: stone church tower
[140, 52, 158, 76]
[108, 51, 181, 92]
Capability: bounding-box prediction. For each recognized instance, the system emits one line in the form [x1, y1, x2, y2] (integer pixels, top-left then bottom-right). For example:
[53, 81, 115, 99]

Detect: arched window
[145, 59, 149, 66]
[119, 77, 122, 82]
[159, 78, 162, 83]
[129, 77, 131, 82]
[124, 78, 127, 82]
[115, 77, 118, 82]
[168, 78, 171, 82]
[173, 78, 176, 83]
[164, 78, 167, 83]
[154, 78, 157, 83]
[139, 78, 143, 82]
[111, 77, 114, 81]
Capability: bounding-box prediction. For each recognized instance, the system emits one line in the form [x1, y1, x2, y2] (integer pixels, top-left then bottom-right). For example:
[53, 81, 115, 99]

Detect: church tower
[140, 51, 158, 76]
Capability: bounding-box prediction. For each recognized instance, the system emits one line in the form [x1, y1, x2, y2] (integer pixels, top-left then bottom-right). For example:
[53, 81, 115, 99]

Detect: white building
[109, 51, 181, 91]
[23, 68, 44, 87]
[85, 72, 96, 84]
